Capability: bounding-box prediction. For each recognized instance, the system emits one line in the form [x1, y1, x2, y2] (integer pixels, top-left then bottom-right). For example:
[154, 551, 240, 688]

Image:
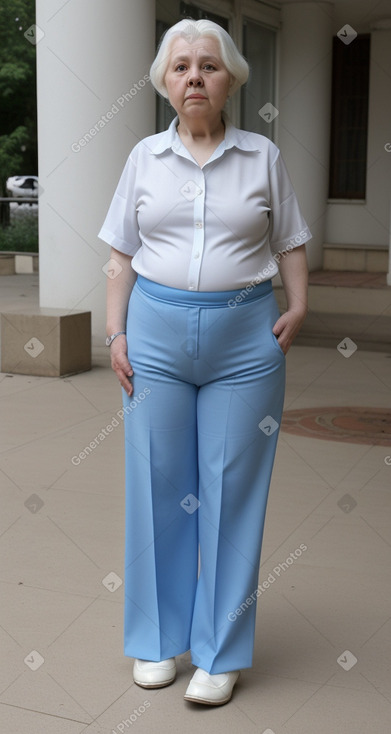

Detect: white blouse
[98, 112, 312, 291]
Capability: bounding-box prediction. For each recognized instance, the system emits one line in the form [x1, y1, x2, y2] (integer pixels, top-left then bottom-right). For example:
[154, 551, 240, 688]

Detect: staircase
[274, 271, 391, 353]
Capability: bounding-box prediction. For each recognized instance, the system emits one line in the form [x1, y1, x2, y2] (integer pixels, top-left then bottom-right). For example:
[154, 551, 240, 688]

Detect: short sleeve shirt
[98, 112, 312, 291]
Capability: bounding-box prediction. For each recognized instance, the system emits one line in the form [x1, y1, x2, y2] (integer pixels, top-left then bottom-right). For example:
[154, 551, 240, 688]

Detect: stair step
[306, 284, 391, 315]
[293, 312, 391, 352]
[274, 276, 391, 352]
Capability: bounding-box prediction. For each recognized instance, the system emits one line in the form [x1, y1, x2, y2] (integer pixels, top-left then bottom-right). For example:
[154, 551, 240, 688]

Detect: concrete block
[0, 255, 16, 275]
[15, 254, 34, 274]
[1, 309, 91, 376]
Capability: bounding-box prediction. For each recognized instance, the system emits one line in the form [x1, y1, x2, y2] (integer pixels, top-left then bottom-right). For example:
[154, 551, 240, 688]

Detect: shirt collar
[150, 110, 262, 155]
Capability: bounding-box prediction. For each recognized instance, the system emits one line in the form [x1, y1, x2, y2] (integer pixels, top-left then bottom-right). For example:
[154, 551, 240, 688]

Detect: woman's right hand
[109, 335, 133, 396]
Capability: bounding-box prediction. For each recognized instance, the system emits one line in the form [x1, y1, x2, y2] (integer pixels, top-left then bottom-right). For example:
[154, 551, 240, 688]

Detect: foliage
[0, 209, 38, 251]
[0, 126, 30, 195]
[0, 0, 37, 193]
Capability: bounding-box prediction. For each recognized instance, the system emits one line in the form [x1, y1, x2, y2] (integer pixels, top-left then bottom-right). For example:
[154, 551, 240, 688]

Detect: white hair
[150, 18, 249, 98]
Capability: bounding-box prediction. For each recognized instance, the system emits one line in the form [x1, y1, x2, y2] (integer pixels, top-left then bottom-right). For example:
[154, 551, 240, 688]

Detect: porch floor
[0, 274, 391, 733]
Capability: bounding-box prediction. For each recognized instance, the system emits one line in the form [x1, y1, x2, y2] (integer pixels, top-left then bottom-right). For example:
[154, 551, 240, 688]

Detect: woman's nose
[187, 70, 203, 86]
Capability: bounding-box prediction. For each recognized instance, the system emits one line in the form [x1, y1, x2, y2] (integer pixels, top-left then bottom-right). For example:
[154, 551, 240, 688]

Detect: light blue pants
[122, 275, 285, 674]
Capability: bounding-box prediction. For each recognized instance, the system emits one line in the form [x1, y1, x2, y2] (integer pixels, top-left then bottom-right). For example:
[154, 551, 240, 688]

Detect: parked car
[6, 176, 39, 201]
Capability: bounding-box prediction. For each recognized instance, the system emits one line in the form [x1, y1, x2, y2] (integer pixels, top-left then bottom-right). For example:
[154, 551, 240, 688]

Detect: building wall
[325, 1, 391, 248]
[278, 2, 333, 272]
[161, 0, 391, 255]
[35, 0, 391, 345]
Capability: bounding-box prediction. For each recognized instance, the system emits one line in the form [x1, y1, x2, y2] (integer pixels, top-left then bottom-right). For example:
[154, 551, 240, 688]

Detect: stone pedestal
[1, 309, 91, 376]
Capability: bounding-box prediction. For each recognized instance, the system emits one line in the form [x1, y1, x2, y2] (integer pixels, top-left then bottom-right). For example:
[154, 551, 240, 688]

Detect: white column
[366, 20, 391, 285]
[278, 1, 334, 271]
[36, 0, 156, 341]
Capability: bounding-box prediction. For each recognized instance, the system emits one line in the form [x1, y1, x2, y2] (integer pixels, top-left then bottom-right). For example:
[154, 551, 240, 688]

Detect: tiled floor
[1, 275, 391, 733]
[281, 406, 391, 445]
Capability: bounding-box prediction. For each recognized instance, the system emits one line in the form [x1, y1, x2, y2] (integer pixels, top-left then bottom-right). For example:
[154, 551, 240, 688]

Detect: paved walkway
[1, 275, 391, 733]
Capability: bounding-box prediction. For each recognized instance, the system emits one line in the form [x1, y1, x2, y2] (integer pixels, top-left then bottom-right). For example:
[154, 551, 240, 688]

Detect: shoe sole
[183, 691, 233, 706]
[134, 675, 176, 689]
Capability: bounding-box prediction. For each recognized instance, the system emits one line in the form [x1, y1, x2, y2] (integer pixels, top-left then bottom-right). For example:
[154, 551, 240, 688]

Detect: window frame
[328, 33, 371, 202]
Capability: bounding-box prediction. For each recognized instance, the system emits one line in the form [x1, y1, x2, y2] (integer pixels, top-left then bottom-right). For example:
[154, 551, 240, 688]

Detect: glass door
[241, 18, 277, 140]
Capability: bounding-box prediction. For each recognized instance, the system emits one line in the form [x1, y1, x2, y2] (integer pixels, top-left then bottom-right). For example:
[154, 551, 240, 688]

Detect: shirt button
[188, 285, 195, 290]
[195, 221, 203, 229]
[194, 252, 200, 259]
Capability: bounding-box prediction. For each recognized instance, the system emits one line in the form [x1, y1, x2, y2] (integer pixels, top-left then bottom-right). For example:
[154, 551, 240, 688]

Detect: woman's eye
[174, 63, 216, 72]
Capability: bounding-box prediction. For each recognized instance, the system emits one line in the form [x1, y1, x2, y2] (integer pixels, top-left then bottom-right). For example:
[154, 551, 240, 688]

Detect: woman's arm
[272, 245, 308, 354]
[106, 248, 137, 396]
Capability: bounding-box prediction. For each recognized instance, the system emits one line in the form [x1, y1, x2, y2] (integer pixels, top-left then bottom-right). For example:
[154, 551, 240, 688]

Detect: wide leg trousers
[122, 275, 286, 674]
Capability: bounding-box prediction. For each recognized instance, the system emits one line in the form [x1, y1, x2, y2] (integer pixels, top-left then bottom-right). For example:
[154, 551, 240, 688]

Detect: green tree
[0, 0, 37, 195]
[0, 126, 30, 196]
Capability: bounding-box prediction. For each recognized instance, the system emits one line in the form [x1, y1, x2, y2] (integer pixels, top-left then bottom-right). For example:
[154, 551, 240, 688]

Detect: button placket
[188, 171, 205, 290]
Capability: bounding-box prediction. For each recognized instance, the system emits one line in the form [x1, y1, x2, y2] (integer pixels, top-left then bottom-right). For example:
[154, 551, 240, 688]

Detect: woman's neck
[177, 114, 225, 145]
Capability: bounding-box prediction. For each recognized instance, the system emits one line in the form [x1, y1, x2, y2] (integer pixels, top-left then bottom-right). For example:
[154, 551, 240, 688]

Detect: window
[155, 20, 177, 132]
[328, 34, 370, 199]
[179, 2, 229, 31]
[241, 18, 277, 140]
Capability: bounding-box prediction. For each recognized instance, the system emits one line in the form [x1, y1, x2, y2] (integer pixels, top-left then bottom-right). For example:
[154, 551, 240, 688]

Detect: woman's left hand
[272, 308, 307, 355]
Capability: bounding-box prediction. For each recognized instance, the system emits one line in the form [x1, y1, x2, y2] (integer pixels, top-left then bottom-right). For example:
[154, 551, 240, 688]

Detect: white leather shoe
[184, 668, 240, 705]
[133, 658, 176, 688]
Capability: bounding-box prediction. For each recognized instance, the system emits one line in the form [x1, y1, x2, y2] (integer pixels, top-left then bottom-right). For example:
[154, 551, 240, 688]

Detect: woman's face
[164, 35, 233, 120]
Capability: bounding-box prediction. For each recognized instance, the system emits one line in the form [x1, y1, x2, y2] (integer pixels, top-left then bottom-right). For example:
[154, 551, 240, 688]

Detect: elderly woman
[99, 19, 311, 706]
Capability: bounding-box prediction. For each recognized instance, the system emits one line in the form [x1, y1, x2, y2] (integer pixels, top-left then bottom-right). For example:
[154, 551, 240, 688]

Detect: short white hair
[150, 19, 249, 98]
